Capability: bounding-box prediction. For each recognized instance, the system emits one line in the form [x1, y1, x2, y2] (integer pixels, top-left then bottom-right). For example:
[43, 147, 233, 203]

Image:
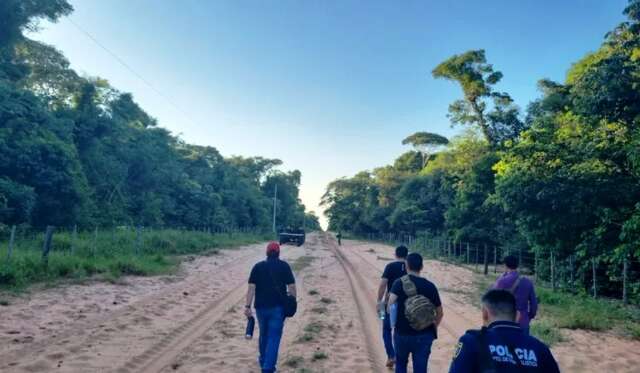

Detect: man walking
[376, 245, 409, 368]
[388, 253, 444, 373]
[245, 242, 296, 373]
[449, 289, 560, 372]
[493, 255, 537, 335]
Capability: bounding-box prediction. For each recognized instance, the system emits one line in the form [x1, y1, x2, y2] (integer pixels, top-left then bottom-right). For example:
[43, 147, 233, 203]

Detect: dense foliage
[323, 1, 640, 298]
[0, 1, 311, 231]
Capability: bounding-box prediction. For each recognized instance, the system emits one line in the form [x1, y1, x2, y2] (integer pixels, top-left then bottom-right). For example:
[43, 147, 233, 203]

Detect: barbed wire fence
[360, 231, 638, 305]
[0, 224, 270, 269]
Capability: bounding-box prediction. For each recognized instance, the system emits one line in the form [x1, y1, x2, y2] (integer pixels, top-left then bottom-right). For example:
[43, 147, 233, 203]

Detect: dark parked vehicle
[279, 228, 305, 246]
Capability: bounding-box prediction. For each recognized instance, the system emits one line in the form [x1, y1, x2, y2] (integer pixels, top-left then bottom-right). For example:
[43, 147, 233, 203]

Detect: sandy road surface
[0, 233, 379, 373]
[340, 239, 640, 373]
[1, 233, 639, 372]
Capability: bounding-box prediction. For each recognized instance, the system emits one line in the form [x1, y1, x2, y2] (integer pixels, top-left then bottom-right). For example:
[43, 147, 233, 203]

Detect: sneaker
[385, 359, 395, 369]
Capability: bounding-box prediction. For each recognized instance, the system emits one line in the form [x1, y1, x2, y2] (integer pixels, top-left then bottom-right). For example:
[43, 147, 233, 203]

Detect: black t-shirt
[382, 261, 407, 292]
[390, 274, 442, 336]
[248, 258, 295, 309]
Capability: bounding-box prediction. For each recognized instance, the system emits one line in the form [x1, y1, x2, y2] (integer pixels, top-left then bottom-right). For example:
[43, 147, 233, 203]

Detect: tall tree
[402, 132, 449, 168]
[432, 50, 524, 147]
[0, 0, 72, 48]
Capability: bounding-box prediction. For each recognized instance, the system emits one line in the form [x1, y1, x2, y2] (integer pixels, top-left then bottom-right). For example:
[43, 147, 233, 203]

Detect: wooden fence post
[7, 225, 16, 261]
[519, 247, 523, 270]
[466, 243, 470, 264]
[569, 255, 574, 286]
[475, 245, 479, 271]
[592, 258, 597, 298]
[71, 225, 77, 254]
[42, 226, 55, 265]
[623, 255, 628, 305]
[551, 251, 556, 291]
[136, 226, 142, 255]
[93, 227, 98, 256]
[483, 244, 489, 275]
[534, 250, 539, 283]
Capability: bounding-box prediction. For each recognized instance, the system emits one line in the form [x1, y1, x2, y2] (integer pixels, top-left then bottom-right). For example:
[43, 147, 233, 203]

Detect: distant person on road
[376, 245, 409, 368]
[449, 289, 560, 373]
[337, 231, 342, 246]
[492, 255, 537, 335]
[388, 253, 444, 373]
[245, 242, 296, 373]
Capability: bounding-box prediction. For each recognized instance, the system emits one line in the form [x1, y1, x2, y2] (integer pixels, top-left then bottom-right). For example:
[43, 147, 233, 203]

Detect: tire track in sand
[338, 239, 478, 372]
[117, 279, 250, 373]
[3, 245, 266, 373]
[324, 234, 388, 372]
[0, 247, 262, 369]
[154, 235, 316, 373]
[117, 244, 284, 373]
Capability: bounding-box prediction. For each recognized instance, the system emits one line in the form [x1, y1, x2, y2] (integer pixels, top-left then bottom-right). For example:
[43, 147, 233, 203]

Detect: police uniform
[449, 321, 560, 373]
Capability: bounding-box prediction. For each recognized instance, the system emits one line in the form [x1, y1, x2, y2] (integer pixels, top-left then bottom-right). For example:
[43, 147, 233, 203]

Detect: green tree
[401, 132, 449, 168]
[432, 50, 525, 147]
[0, 0, 72, 48]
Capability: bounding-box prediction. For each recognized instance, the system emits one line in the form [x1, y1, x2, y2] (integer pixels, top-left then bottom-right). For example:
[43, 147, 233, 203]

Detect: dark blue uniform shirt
[449, 321, 560, 373]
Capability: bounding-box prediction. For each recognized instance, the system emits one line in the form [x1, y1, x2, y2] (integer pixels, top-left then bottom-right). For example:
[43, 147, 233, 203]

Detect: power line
[65, 17, 199, 126]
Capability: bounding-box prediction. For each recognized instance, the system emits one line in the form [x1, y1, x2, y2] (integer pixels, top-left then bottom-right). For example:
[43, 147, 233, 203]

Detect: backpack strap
[400, 275, 417, 297]
[509, 276, 523, 294]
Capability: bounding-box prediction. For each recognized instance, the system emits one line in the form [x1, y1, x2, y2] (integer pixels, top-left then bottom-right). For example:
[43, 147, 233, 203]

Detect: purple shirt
[493, 271, 538, 328]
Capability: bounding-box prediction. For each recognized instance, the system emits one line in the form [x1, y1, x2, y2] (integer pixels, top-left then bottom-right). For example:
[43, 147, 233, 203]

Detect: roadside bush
[530, 321, 564, 346]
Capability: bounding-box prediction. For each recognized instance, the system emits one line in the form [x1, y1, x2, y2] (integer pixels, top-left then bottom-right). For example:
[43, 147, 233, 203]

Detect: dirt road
[1, 233, 639, 372]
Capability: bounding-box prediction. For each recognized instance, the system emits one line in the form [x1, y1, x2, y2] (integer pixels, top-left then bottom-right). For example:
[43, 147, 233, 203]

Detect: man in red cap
[245, 242, 296, 373]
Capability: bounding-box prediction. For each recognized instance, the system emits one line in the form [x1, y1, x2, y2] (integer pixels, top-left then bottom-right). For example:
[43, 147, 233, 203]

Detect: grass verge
[0, 229, 271, 291]
[472, 272, 640, 345]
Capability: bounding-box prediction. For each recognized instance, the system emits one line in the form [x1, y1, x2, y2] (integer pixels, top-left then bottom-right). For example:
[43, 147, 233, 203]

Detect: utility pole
[272, 184, 278, 233]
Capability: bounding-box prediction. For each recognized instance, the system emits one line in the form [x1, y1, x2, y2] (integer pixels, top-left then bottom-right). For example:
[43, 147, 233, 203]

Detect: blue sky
[31, 0, 628, 227]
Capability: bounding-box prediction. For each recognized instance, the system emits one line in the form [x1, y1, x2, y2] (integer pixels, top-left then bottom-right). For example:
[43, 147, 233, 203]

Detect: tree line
[323, 0, 640, 299]
[0, 0, 321, 232]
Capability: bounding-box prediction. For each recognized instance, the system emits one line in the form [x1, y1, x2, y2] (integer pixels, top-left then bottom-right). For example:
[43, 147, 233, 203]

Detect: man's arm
[244, 284, 256, 317]
[541, 347, 561, 373]
[448, 334, 477, 373]
[377, 278, 388, 303]
[387, 293, 398, 313]
[435, 306, 444, 327]
[529, 282, 538, 320]
[285, 263, 296, 298]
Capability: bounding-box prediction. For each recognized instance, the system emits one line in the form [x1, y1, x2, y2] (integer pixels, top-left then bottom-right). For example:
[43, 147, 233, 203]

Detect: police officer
[449, 289, 559, 373]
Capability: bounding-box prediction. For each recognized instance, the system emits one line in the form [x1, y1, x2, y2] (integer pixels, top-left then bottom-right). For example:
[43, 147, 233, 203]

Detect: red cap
[266, 241, 280, 256]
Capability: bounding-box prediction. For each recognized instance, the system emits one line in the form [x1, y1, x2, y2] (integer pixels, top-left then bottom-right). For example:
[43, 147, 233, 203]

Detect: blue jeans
[394, 332, 435, 373]
[383, 312, 395, 359]
[256, 306, 285, 373]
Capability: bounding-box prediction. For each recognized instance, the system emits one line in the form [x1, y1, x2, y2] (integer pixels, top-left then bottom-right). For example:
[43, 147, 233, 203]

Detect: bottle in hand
[377, 301, 386, 320]
[245, 316, 255, 339]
